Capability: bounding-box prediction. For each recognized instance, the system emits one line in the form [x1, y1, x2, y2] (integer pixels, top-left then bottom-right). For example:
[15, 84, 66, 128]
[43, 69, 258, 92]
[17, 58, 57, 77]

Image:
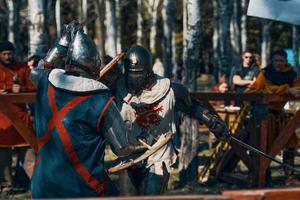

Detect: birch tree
[162, 0, 174, 78]
[212, 0, 221, 80]
[179, 0, 202, 184]
[77, 0, 88, 33]
[218, 0, 232, 75]
[55, 0, 61, 37]
[94, 0, 106, 61]
[148, 0, 161, 55]
[240, 0, 247, 52]
[137, 0, 143, 45]
[182, 0, 187, 81]
[183, 0, 202, 90]
[82, 0, 88, 33]
[115, 0, 121, 52]
[7, 0, 21, 58]
[261, 19, 272, 68]
[292, 25, 299, 73]
[171, 29, 177, 79]
[230, 0, 241, 68]
[178, 115, 200, 183]
[105, 0, 117, 56]
[28, 0, 48, 57]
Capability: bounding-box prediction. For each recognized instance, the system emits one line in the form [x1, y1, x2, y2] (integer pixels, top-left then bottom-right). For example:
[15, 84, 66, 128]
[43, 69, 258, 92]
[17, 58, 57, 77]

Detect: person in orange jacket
[246, 49, 300, 187]
[0, 41, 35, 193]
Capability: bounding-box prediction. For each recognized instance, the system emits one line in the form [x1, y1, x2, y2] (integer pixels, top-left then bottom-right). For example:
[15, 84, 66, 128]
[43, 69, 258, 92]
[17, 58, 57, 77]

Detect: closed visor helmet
[124, 45, 153, 94]
[66, 30, 101, 78]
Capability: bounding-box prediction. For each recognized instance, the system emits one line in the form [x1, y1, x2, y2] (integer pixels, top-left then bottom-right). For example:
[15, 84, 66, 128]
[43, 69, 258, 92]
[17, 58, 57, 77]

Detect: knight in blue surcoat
[29, 21, 135, 198]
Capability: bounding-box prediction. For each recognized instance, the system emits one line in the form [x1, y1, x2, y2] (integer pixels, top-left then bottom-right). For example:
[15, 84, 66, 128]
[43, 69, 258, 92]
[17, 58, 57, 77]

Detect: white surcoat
[116, 76, 177, 175]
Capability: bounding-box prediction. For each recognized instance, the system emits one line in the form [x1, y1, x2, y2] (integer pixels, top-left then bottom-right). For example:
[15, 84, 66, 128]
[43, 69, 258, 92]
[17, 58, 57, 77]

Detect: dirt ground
[107, 138, 300, 196]
[1, 142, 300, 200]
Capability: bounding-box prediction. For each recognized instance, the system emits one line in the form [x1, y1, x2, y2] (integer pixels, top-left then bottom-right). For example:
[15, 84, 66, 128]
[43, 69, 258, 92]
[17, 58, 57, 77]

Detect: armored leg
[145, 162, 170, 195]
[119, 166, 147, 196]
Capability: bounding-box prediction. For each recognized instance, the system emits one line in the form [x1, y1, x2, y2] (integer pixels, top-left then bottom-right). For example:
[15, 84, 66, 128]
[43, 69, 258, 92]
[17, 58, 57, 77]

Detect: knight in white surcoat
[115, 46, 228, 195]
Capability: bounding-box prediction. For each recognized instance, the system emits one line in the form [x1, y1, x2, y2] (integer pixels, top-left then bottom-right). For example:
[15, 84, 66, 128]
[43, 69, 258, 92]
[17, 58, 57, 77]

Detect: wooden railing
[2, 92, 300, 189]
[0, 92, 37, 151]
[192, 92, 300, 188]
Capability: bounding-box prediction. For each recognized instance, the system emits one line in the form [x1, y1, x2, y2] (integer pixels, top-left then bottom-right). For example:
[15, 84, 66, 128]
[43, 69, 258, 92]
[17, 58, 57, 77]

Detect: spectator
[230, 51, 260, 106]
[211, 74, 230, 107]
[0, 41, 35, 193]
[246, 49, 300, 186]
[231, 51, 259, 93]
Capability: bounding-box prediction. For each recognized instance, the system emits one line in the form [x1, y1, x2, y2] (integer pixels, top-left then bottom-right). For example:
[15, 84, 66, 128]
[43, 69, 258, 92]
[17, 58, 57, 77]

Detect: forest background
[0, 0, 299, 90]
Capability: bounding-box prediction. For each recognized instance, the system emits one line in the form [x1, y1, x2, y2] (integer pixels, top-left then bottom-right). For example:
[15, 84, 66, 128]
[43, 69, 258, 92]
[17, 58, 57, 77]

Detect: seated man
[0, 41, 35, 193]
[231, 51, 260, 106]
[246, 49, 300, 186]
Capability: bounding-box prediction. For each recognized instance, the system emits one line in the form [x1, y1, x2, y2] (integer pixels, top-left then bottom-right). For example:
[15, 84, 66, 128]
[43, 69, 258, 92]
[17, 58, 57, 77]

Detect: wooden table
[191, 92, 300, 188]
[0, 92, 37, 151]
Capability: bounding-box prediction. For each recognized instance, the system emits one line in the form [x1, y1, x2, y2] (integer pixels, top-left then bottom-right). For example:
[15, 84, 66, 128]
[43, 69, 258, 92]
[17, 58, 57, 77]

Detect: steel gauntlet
[202, 112, 230, 140]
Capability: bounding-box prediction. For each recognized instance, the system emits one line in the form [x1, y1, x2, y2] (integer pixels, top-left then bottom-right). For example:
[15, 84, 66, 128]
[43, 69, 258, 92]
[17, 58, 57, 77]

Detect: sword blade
[228, 134, 300, 173]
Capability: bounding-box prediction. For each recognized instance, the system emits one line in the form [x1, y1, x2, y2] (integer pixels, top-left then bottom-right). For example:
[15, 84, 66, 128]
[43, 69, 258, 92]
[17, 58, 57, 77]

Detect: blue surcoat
[31, 72, 117, 198]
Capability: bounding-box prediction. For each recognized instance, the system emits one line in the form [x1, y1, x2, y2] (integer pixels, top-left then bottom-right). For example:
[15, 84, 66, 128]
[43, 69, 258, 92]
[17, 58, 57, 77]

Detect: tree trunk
[55, 0, 61, 37]
[148, 0, 160, 55]
[178, 115, 200, 184]
[230, 0, 241, 68]
[261, 19, 272, 68]
[179, 0, 202, 185]
[28, 0, 48, 57]
[183, 0, 202, 91]
[0, 1, 8, 41]
[137, 0, 143, 45]
[218, 0, 232, 76]
[212, 0, 220, 81]
[241, 0, 247, 52]
[94, 0, 106, 61]
[116, 0, 121, 52]
[172, 27, 177, 79]
[7, 0, 21, 59]
[162, 0, 174, 78]
[182, 0, 187, 83]
[82, 0, 88, 33]
[105, 0, 117, 56]
[293, 25, 299, 74]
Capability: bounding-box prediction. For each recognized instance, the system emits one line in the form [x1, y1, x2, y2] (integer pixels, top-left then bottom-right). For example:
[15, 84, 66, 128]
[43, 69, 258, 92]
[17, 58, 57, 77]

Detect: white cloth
[116, 76, 177, 174]
[247, 0, 300, 25]
[153, 59, 165, 77]
[48, 69, 108, 92]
